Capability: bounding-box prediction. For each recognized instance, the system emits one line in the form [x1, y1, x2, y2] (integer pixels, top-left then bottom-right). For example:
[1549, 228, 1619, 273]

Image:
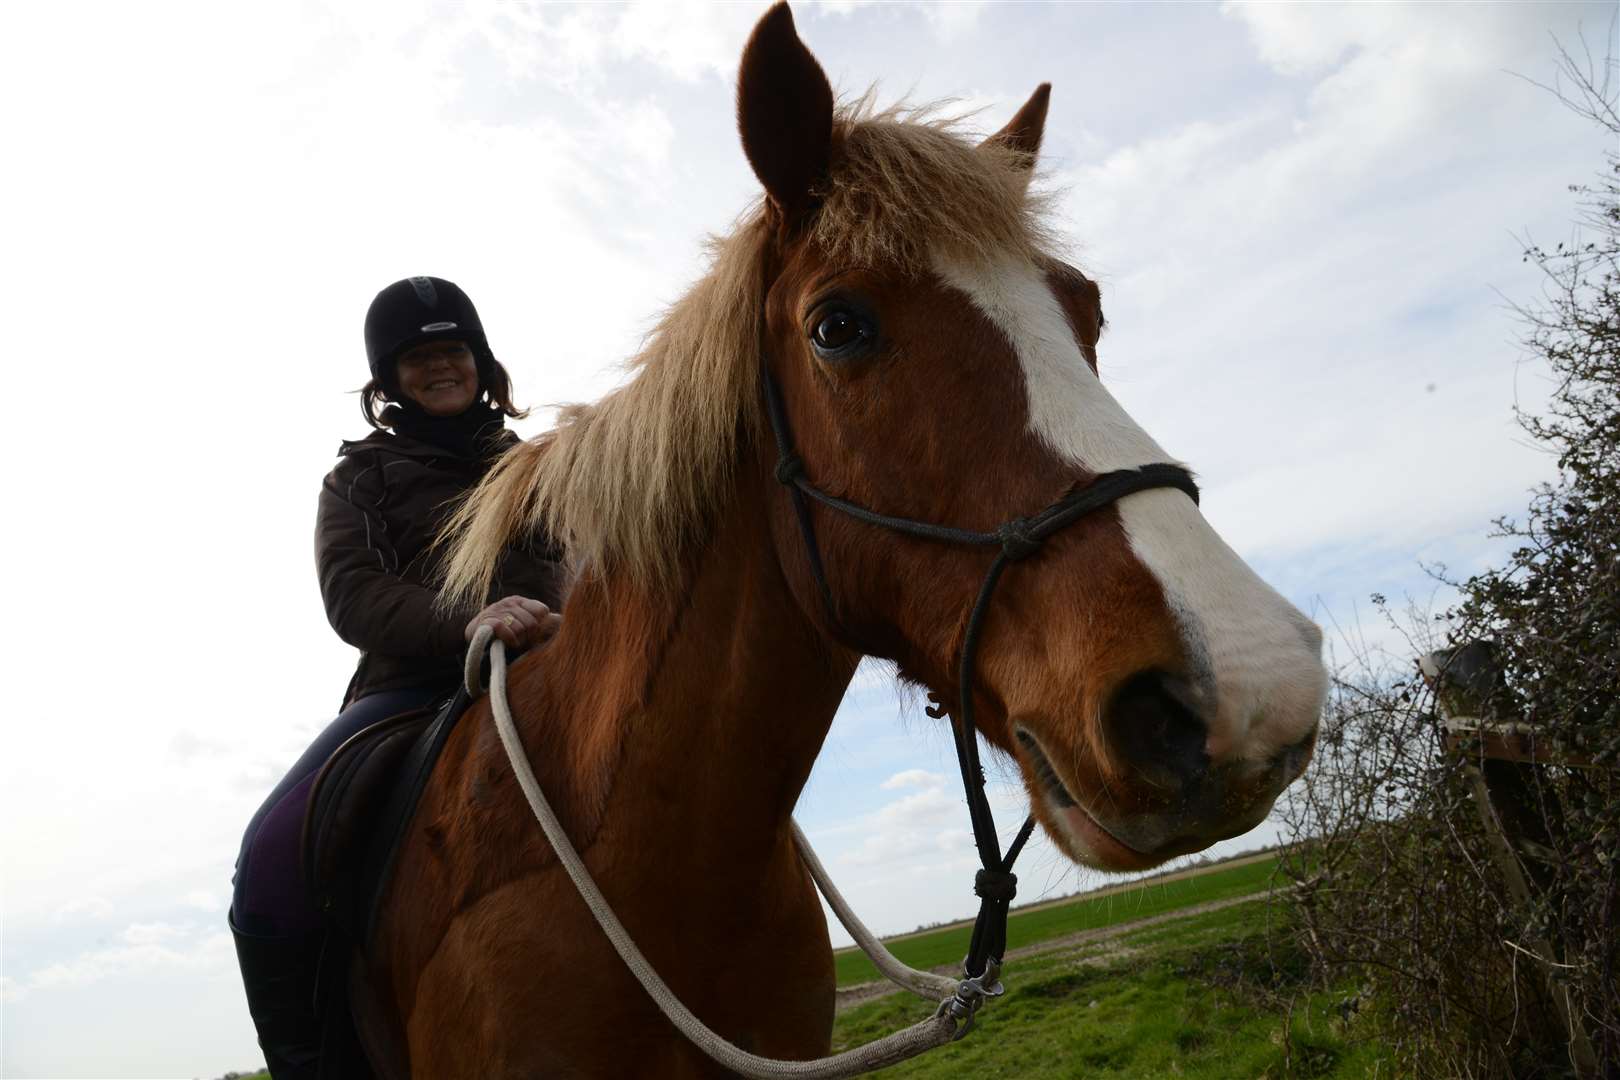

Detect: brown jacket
[316, 428, 565, 706]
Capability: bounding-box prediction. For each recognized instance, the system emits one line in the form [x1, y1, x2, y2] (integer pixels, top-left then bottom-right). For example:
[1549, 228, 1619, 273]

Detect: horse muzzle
[1015, 684, 1318, 871]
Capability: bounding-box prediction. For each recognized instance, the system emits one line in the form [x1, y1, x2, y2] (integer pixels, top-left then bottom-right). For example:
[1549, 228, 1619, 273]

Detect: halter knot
[996, 518, 1042, 561]
[973, 868, 1018, 903]
[774, 453, 804, 486]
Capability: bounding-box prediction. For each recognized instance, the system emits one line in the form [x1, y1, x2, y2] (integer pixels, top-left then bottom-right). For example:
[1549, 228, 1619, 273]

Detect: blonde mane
[439, 100, 1056, 606]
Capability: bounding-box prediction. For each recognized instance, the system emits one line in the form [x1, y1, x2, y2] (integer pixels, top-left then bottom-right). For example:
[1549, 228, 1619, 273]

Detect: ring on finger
[503, 614, 516, 627]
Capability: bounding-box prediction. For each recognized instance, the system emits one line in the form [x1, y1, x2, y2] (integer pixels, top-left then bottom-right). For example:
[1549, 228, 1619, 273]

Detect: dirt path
[833, 850, 1276, 954]
[834, 890, 1269, 1013]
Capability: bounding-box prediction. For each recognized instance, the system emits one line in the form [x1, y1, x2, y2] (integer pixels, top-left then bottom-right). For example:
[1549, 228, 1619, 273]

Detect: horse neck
[501, 461, 860, 868]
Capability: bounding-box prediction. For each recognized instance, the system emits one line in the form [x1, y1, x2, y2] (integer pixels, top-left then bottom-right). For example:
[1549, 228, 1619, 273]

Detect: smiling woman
[394, 340, 479, 416]
[226, 275, 569, 1078]
[356, 279, 527, 437]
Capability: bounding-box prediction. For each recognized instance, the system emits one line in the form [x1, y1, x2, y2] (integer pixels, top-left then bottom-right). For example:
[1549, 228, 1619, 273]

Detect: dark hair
[359, 354, 529, 430]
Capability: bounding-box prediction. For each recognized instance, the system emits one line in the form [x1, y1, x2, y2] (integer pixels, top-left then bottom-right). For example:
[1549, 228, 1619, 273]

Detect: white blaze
[933, 251, 1325, 765]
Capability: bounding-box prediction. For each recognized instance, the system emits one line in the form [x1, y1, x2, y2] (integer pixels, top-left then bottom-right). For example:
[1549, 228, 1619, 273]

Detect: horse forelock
[814, 96, 1059, 274]
[438, 99, 1058, 606]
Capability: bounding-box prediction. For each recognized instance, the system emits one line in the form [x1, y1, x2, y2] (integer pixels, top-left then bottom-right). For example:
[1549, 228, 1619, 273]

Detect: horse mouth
[1015, 729, 1077, 808]
[1014, 727, 1157, 869]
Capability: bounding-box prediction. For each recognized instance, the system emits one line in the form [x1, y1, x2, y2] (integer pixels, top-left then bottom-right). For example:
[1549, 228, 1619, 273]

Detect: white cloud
[842, 783, 964, 867]
[121, 922, 191, 948]
[1222, 2, 1385, 77]
[50, 896, 113, 924]
[17, 922, 234, 999]
[1223, 2, 1584, 84]
[1047, 0, 1605, 580]
[169, 728, 231, 764]
[613, 0, 764, 83]
[1, 921, 256, 1078]
[615, 98, 678, 171]
[920, 0, 989, 43]
[880, 768, 945, 791]
[816, 0, 875, 15]
[183, 888, 224, 912]
[465, 1, 609, 88]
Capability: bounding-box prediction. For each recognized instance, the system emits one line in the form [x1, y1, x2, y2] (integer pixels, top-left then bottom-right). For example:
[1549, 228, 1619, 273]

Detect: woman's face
[395, 340, 479, 416]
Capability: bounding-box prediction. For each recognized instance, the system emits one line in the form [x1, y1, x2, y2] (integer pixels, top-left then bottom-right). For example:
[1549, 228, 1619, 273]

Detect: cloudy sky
[3, 1, 1614, 1076]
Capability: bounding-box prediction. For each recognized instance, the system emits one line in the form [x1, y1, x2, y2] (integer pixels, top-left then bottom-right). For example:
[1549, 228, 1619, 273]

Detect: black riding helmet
[364, 276, 495, 392]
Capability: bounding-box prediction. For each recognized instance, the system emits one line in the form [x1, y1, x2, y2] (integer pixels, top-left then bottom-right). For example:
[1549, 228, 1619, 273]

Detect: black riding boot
[230, 911, 325, 1080]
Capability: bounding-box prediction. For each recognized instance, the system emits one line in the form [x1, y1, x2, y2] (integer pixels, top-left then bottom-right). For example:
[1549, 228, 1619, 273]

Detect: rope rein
[465, 625, 994, 1078]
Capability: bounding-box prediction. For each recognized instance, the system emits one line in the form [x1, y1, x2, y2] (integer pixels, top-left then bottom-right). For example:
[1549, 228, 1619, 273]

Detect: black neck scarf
[386, 398, 506, 460]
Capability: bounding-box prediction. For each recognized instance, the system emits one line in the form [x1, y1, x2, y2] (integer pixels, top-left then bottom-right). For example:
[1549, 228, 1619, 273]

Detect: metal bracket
[942, 957, 1005, 1040]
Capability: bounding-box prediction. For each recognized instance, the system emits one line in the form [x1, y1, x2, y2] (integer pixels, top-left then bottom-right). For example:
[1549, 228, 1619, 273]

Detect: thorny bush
[1275, 44, 1620, 1079]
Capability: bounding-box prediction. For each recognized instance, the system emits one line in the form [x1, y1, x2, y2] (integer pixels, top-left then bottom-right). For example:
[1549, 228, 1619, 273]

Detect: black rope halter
[761, 358, 1200, 983]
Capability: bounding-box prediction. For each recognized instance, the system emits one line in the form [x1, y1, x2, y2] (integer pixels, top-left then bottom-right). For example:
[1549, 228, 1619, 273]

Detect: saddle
[298, 688, 475, 1080]
[302, 687, 472, 947]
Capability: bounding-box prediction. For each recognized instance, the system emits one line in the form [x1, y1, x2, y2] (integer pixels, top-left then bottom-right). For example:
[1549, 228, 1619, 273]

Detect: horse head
[740, 3, 1326, 873]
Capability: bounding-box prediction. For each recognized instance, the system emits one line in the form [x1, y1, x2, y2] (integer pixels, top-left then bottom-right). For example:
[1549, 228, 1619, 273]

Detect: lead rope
[465, 626, 994, 1078]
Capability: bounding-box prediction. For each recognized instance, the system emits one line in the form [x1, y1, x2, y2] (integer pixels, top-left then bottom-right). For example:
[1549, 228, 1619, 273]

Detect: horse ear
[737, 2, 834, 222]
[982, 83, 1051, 167]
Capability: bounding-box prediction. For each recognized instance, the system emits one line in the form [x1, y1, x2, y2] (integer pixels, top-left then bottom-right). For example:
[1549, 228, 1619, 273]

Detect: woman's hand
[465, 595, 561, 649]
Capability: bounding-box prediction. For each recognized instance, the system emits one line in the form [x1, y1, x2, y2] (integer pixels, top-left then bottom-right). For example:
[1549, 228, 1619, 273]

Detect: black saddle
[299, 687, 475, 1079]
[302, 687, 471, 944]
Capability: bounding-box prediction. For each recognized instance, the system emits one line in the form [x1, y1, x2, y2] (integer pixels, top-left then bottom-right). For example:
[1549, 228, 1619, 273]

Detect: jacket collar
[336, 426, 519, 463]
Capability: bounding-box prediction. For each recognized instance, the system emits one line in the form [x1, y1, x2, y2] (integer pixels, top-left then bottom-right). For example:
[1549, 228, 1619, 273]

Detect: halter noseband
[761, 358, 1199, 987]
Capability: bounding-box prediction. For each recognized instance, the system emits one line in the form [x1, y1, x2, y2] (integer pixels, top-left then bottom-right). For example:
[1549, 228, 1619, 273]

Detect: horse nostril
[1104, 670, 1210, 794]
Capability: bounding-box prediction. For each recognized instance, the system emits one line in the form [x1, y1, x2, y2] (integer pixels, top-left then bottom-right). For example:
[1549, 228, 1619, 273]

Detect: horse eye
[810, 309, 871, 354]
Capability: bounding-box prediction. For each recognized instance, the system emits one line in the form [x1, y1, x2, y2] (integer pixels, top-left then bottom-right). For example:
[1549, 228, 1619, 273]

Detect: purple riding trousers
[231, 686, 443, 938]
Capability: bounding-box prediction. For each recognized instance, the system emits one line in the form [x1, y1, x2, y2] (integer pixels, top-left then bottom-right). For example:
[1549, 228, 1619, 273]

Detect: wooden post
[1421, 644, 1597, 1077]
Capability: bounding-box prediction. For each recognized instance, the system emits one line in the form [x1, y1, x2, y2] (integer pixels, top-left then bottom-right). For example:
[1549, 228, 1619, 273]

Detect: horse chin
[1046, 803, 1172, 873]
[1013, 727, 1171, 873]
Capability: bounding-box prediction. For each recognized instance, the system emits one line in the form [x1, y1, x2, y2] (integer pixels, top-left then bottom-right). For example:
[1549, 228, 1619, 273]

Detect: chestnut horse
[362, 4, 1327, 1075]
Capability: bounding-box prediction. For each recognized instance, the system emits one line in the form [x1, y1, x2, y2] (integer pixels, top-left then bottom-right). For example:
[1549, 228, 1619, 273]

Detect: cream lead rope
[464, 626, 1002, 1077]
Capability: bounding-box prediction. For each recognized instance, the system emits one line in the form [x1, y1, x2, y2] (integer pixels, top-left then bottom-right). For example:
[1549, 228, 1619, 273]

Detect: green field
[833, 900, 1382, 1078]
[835, 854, 1282, 986]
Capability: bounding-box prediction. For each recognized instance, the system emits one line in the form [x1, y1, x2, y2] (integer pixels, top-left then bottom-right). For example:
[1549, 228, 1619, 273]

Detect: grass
[835, 853, 1282, 986]
[832, 902, 1386, 1078]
